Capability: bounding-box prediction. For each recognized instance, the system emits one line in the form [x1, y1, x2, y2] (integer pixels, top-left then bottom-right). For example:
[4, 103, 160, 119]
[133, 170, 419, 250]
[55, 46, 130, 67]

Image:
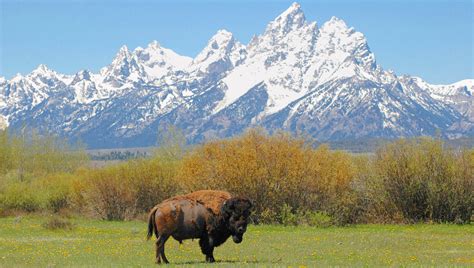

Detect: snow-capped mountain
[1, 2, 472, 147]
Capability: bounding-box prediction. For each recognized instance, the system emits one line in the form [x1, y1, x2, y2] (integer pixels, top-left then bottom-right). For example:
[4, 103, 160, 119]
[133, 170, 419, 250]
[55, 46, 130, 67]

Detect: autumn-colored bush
[77, 158, 179, 220]
[177, 130, 360, 225]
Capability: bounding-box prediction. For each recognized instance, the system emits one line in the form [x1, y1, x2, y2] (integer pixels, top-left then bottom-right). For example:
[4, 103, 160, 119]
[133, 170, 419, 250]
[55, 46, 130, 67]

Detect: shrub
[38, 173, 78, 213]
[273, 204, 334, 227]
[299, 211, 333, 227]
[0, 171, 84, 214]
[177, 129, 360, 225]
[1, 128, 471, 225]
[279, 204, 299, 226]
[0, 179, 44, 212]
[370, 138, 473, 223]
[79, 158, 179, 220]
[42, 217, 75, 230]
[0, 129, 88, 215]
[258, 208, 279, 224]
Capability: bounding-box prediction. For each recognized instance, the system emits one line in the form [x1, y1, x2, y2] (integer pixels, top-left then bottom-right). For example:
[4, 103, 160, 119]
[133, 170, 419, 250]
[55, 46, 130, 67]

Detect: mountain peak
[32, 64, 53, 75]
[36, 64, 49, 71]
[101, 44, 145, 85]
[29, 64, 62, 80]
[214, 29, 233, 37]
[116, 45, 131, 59]
[328, 16, 343, 23]
[281, 2, 304, 20]
[9, 73, 24, 84]
[289, 2, 301, 10]
[265, 2, 306, 36]
[190, 29, 246, 76]
[316, 16, 376, 73]
[72, 70, 92, 83]
[208, 29, 235, 48]
[321, 16, 350, 32]
[148, 40, 161, 49]
[209, 30, 235, 47]
[119, 45, 129, 52]
[193, 29, 241, 64]
[110, 45, 133, 64]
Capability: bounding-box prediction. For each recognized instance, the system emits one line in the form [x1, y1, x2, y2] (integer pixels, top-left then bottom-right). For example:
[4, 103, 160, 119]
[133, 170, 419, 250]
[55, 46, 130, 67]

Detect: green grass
[0, 216, 472, 267]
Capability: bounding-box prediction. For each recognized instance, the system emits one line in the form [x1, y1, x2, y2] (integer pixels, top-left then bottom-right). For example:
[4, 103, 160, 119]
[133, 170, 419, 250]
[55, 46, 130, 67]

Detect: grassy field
[0, 216, 472, 267]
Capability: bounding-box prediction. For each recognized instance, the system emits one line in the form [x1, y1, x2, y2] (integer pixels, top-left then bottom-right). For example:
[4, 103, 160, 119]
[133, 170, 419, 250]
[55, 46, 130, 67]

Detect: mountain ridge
[1, 2, 472, 148]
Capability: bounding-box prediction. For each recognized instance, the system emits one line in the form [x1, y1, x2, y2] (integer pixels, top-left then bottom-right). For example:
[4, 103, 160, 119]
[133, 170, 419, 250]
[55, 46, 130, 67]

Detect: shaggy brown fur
[157, 190, 230, 215]
[182, 190, 231, 214]
[147, 190, 252, 264]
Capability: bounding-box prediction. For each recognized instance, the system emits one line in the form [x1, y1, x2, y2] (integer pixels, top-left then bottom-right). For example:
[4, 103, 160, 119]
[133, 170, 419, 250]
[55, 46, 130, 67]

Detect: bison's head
[222, 197, 253, 244]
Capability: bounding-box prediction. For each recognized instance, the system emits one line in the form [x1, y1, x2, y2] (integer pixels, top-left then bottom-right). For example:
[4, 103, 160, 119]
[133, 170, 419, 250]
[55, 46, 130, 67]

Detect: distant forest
[326, 136, 474, 153]
[87, 136, 474, 160]
[89, 150, 150, 161]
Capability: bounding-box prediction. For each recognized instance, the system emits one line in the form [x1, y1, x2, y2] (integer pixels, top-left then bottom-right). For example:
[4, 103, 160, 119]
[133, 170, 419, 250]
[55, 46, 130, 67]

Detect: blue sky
[1, 0, 472, 84]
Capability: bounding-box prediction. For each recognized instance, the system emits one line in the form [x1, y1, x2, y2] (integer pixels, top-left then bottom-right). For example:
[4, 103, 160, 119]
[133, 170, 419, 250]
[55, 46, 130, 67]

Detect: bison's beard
[232, 234, 243, 243]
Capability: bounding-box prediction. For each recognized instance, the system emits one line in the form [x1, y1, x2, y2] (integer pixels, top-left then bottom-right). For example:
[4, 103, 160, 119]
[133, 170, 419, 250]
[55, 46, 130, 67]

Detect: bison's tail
[147, 207, 158, 240]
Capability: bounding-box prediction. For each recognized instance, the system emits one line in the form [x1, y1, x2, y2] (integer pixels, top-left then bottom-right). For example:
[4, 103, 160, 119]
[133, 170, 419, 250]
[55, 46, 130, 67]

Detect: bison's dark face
[222, 197, 253, 244]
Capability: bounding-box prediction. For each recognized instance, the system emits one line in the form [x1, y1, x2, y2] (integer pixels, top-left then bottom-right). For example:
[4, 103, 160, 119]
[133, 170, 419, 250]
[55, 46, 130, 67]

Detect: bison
[147, 190, 252, 264]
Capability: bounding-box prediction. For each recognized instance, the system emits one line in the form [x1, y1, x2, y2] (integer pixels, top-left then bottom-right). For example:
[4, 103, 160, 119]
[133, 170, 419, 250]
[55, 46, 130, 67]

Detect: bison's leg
[155, 235, 170, 264]
[155, 239, 161, 264]
[199, 236, 215, 263]
[159, 235, 170, 264]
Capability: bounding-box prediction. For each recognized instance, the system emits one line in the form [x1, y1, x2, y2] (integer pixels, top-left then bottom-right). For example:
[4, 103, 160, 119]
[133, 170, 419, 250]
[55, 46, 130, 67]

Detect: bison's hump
[184, 190, 231, 215]
[160, 190, 231, 215]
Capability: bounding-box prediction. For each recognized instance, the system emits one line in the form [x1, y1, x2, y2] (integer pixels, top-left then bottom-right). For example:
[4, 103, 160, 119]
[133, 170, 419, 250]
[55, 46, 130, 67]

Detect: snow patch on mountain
[413, 77, 473, 97]
[135, 41, 192, 79]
